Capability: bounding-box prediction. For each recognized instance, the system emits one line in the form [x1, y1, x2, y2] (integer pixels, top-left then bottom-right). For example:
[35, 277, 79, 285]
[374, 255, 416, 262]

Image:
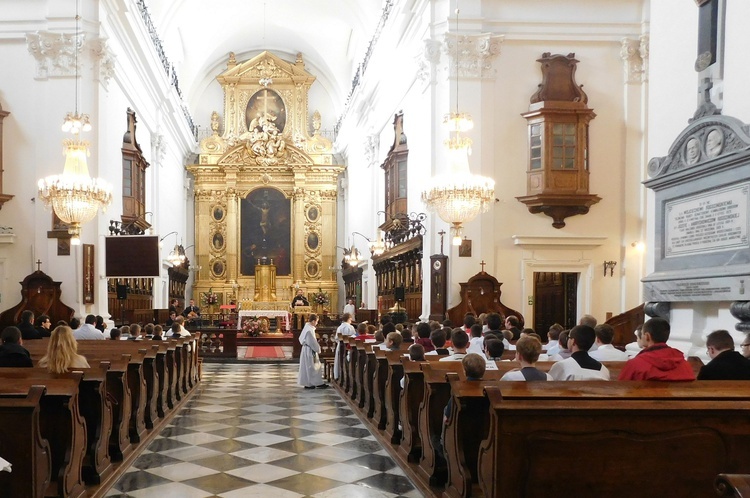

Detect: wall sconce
[603, 260, 617, 277]
[631, 241, 645, 252]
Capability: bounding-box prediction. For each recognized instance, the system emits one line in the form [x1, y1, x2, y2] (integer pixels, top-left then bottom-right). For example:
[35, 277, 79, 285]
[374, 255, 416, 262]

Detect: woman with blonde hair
[38, 325, 90, 373]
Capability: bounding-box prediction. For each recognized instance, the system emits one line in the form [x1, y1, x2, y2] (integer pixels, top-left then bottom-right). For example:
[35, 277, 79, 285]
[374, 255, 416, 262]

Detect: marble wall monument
[644, 114, 750, 328]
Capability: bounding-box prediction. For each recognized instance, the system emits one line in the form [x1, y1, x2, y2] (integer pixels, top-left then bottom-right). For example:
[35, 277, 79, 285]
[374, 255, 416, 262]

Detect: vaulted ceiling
[147, 0, 383, 122]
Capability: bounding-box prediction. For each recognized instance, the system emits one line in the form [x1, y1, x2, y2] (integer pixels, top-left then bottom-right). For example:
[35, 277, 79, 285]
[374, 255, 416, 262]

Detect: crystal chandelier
[421, 3, 494, 245]
[167, 244, 187, 266]
[37, 2, 112, 245]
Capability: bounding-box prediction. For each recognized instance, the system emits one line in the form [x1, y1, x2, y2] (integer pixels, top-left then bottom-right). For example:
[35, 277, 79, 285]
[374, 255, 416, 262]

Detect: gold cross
[480, 260, 486, 272]
[257, 90, 275, 116]
[36, 259, 42, 271]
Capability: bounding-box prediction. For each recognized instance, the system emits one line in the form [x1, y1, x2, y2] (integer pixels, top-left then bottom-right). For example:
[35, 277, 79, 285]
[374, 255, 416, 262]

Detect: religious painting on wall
[240, 187, 291, 276]
[245, 89, 286, 134]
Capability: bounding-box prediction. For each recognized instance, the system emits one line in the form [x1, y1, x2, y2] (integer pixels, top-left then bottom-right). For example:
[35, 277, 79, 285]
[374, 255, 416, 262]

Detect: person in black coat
[0, 326, 33, 368]
[18, 310, 41, 340]
[698, 329, 750, 380]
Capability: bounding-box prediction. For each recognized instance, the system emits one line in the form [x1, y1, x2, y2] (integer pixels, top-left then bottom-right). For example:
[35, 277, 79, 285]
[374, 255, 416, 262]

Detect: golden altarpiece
[188, 51, 343, 314]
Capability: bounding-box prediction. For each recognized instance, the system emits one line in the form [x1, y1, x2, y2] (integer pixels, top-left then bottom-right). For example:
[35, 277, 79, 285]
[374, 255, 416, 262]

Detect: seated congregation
[324, 311, 750, 497]
[0, 310, 201, 498]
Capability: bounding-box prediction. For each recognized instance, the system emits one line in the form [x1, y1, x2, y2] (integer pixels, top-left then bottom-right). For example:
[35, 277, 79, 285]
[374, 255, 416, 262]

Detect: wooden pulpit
[446, 271, 524, 327]
[0, 270, 75, 327]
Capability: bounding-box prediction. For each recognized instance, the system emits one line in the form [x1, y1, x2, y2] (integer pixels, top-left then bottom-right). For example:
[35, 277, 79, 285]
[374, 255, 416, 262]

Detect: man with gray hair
[579, 314, 598, 328]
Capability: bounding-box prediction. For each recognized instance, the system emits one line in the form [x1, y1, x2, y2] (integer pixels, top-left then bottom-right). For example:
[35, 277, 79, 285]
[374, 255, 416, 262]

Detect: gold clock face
[433, 260, 442, 271]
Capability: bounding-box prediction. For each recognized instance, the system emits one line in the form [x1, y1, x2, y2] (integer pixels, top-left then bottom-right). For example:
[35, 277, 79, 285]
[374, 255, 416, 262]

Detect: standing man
[298, 314, 328, 389]
[343, 298, 356, 317]
[618, 318, 695, 381]
[291, 289, 309, 308]
[697, 330, 750, 380]
[169, 299, 180, 315]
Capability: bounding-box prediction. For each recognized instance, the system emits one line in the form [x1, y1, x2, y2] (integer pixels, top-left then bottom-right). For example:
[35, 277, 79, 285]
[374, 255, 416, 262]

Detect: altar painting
[241, 188, 291, 276]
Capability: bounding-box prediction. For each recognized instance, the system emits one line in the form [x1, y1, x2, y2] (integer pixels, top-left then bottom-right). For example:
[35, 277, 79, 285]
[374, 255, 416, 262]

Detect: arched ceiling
[147, 0, 383, 117]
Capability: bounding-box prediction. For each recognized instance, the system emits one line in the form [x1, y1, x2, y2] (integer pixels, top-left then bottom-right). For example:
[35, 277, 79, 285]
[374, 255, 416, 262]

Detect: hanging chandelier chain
[455, 2, 459, 118]
[75, 0, 79, 117]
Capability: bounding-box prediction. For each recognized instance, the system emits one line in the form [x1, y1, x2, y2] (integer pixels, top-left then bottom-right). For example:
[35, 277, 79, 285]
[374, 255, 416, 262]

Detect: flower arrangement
[241, 317, 270, 337]
[312, 289, 330, 307]
[202, 288, 219, 307]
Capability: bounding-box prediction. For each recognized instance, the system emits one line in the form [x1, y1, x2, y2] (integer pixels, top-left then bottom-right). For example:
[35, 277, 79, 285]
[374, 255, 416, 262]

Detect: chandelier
[167, 244, 187, 267]
[421, 2, 494, 245]
[37, 2, 111, 245]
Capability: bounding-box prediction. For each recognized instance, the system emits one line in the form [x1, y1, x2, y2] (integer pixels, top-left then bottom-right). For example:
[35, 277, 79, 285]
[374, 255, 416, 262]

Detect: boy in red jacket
[618, 317, 695, 381]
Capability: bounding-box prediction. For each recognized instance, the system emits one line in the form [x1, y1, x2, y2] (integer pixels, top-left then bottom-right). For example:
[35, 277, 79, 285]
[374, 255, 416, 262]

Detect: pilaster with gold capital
[226, 188, 239, 283]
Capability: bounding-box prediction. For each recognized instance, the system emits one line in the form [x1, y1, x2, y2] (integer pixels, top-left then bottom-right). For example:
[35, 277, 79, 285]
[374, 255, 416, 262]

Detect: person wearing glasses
[697, 330, 750, 380]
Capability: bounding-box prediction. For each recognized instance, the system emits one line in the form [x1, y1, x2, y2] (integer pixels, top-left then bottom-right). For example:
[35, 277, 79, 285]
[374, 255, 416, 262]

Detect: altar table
[237, 310, 291, 331]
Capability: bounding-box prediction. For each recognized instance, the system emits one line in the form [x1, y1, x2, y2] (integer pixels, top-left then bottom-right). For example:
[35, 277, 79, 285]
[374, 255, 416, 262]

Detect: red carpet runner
[244, 346, 286, 359]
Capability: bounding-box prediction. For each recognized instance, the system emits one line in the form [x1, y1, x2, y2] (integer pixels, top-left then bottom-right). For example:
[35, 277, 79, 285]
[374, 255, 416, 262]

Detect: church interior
[2, 0, 750, 496]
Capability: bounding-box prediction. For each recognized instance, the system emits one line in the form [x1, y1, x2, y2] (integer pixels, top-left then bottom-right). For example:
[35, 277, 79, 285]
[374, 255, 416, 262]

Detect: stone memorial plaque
[643, 115, 750, 303]
[665, 183, 749, 257]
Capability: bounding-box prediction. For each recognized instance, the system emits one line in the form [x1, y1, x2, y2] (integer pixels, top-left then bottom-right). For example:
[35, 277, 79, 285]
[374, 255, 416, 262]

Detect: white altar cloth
[237, 310, 291, 331]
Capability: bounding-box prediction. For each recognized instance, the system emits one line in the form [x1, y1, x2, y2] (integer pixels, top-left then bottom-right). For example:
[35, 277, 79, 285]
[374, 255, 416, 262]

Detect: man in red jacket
[618, 317, 695, 381]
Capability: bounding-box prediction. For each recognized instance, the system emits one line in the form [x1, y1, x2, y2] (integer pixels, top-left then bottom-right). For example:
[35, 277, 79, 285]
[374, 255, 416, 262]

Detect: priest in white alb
[298, 314, 329, 389]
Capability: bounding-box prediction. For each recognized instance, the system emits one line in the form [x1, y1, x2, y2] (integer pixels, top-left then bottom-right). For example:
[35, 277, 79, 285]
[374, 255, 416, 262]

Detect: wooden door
[533, 272, 577, 337]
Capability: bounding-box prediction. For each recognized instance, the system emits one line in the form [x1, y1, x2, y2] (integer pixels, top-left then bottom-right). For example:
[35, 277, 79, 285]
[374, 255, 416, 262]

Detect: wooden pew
[372, 346, 409, 430]
[362, 344, 378, 419]
[352, 339, 374, 408]
[414, 361, 506, 488]
[398, 358, 425, 463]
[0, 364, 113, 485]
[417, 362, 463, 487]
[478, 381, 750, 498]
[384, 350, 406, 444]
[75, 346, 148, 444]
[0, 376, 87, 498]
[0, 386, 51, 498]
[347, 336, 359, 400]
[442, 375, 495, 498]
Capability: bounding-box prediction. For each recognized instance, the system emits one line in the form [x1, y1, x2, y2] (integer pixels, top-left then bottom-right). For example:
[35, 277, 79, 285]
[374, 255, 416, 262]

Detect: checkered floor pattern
[106, 363, 420, 497]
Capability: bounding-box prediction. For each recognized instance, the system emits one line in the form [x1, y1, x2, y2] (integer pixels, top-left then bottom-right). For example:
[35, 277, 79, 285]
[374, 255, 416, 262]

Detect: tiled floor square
[231, 446, 297, 463]
[191, 453, 255, 472]
[145, 461, 219, 481]
[171, 432, 227, 445]
[181, 472, 256, 494]
[218, 483, 305, 498]
[306, 462, 382, 483]
[268, 472, 345, 495]
[235, 432, 292, 446]
[128, 481, 215, 497]
[312, 483, 398, 497]
[299, 433, 358, 446]
[225, 462, 300, 483]
[199, 438, 257, 453]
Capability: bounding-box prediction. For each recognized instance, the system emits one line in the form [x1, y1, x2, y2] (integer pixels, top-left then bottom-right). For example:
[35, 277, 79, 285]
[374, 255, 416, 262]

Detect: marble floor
[106, 363, 421, 498]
